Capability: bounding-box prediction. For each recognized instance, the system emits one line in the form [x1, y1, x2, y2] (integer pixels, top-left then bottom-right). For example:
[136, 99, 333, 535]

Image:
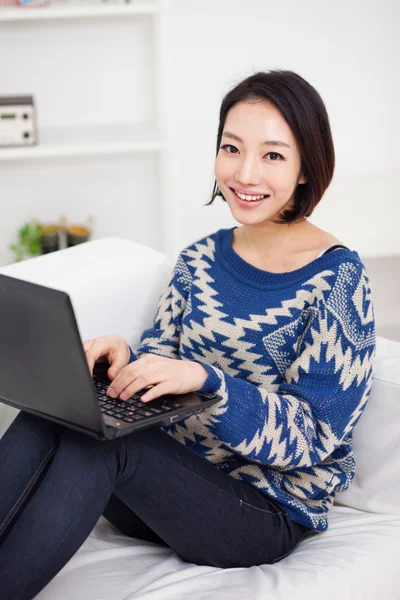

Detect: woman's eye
[220, 146, 284, 161]
[220, 144, 239, 154]
[266, 152, 284, 161]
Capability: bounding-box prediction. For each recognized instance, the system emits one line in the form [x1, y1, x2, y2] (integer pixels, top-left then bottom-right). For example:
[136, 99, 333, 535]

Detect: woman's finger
[82, 339, 94, 352]
[109, 362, 158, 397]
[139, 382, 171, 403]
[117, 373, 158, 399]
[82, 339, 99, 374]
[107, 368, 144, 397]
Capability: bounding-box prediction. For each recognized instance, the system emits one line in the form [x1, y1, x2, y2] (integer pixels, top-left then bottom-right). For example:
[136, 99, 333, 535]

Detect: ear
[298, 173, 307, 184]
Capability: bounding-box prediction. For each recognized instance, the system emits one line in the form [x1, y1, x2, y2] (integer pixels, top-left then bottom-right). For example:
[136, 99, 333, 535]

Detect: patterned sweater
[128, 227, 376, 532]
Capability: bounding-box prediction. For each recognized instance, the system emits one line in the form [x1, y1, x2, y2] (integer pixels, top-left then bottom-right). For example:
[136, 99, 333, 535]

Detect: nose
[234, 154, 262, 187]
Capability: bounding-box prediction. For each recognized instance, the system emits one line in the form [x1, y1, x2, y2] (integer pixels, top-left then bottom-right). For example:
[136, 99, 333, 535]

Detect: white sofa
[1, 238, 400, 600]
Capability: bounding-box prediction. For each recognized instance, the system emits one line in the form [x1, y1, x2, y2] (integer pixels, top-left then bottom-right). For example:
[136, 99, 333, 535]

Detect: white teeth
[235, 190, 266, 201]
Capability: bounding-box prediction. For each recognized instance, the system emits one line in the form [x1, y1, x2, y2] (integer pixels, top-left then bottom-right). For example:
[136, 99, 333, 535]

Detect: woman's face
[215, 101, 306, 226]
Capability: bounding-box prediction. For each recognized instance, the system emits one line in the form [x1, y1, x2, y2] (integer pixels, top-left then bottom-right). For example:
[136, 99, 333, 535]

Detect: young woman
[0, 70, 376, 600]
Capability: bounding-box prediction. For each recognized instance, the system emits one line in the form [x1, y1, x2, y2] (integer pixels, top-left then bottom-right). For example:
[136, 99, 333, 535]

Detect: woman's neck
[234, 219, 313, 256]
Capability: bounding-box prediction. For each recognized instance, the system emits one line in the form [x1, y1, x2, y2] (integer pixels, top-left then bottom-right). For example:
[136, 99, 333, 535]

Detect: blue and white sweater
[128, 227, 376, 532]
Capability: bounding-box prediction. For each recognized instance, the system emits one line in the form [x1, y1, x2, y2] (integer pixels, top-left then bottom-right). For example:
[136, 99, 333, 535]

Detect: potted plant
[9, 220, 42, 263]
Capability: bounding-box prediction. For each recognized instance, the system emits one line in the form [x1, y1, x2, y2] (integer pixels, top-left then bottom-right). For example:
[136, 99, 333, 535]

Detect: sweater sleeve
[128, 251, 192, 363]
[194, 262, 376, 469]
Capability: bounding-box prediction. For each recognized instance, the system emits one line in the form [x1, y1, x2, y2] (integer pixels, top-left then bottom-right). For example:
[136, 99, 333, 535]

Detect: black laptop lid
[0, 274, 103, 434]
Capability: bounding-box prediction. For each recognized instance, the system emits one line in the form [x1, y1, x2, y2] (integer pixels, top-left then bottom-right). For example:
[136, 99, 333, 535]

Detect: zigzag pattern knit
[129, 227, 376, 532]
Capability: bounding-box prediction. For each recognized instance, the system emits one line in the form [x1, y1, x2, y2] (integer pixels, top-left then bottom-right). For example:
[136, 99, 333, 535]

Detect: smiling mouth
[230, 188, 270, 202]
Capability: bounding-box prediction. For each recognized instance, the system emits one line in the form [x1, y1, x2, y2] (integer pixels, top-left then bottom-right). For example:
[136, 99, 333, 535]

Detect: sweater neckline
[215, 227, 359, 288]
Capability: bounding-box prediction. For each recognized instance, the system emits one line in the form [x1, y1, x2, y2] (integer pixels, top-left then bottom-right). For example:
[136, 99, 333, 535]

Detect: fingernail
[107, 388, 116, 398]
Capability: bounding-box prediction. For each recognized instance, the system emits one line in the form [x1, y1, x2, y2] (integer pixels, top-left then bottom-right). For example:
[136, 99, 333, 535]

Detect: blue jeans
[0, 411, 311, 600]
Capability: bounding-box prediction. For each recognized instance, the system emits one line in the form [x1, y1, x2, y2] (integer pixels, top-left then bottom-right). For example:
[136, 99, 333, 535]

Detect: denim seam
[0, 445, 57, 537]
[239, 498, 287, 517]
[17, 444, 118, 600]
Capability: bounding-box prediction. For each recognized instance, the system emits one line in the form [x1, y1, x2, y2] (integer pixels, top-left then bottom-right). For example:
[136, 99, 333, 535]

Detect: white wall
[165, 0, 400, 260]
[1, 0, 399, 266]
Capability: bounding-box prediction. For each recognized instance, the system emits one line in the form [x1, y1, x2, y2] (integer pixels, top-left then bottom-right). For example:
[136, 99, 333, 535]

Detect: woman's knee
[102, 494, 167, 546]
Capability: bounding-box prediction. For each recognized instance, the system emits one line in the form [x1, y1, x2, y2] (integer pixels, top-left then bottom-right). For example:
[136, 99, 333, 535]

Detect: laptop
[0, 273, 221, 441]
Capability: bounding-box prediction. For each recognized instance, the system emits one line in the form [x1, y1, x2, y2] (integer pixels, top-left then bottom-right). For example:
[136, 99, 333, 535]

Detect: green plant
[9, 221, 42, 262]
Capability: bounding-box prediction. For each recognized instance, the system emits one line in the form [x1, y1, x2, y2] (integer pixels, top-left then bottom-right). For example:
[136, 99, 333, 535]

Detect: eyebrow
[222, 131, 291, 149]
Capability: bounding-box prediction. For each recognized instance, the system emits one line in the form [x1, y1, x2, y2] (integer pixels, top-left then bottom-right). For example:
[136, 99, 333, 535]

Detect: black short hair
[206, 70, 335, 224]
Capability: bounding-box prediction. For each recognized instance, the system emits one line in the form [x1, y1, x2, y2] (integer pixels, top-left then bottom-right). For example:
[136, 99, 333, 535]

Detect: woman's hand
[106, 353, 209, 403]
[83, 335, 131, 380]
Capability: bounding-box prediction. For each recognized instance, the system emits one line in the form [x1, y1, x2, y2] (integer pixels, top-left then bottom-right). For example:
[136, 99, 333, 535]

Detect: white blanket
[36, 507, 400, 600]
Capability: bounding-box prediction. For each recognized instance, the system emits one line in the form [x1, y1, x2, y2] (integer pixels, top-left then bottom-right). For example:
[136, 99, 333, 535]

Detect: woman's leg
[102, 493, 167, 546]
[0, 412, 164, 549]
[0, 412, 130, 600]
[0, 411, 65, 542]
[0, 412, 311, 600]
[107, 426, 311, 569]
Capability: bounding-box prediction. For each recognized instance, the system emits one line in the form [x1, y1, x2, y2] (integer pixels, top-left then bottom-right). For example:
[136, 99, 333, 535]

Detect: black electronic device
[0, 274, 221, 441]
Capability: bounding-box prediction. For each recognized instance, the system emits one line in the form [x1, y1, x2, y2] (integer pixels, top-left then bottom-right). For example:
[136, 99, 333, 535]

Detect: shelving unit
[0, 1, 160, 21]
[0, 0, 173, 266]
[0, 122, 166, 161]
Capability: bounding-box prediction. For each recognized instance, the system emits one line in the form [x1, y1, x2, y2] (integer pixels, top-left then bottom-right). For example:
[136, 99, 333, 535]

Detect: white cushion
[0, 237, 172, 438]
[335, 335, 400, 515]
[36, 511, 400, 600]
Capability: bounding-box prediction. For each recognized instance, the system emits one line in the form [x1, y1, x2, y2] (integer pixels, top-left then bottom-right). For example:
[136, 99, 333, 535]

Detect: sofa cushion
[335, 335, 400, 515]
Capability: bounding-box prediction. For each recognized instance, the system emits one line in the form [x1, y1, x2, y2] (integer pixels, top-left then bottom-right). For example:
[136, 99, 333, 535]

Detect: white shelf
[0, 122, 166, 160]
[0, 1, 160, 22]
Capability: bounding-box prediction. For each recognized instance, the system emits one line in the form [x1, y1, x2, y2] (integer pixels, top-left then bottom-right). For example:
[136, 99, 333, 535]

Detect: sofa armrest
[0, 236, 171, 345]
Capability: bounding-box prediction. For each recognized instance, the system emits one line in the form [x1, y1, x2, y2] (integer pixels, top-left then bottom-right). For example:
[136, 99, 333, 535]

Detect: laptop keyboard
[93, 377, 183, 424]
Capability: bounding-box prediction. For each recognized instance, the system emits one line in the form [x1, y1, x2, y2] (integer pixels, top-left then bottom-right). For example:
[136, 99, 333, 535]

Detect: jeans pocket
[239, 496, 288, 518]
